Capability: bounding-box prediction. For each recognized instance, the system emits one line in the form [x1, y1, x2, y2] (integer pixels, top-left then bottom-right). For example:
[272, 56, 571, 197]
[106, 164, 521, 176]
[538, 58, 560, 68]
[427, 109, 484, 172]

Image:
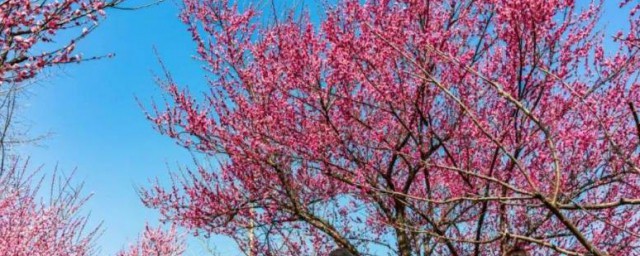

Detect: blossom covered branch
[0, 0, 123, 83]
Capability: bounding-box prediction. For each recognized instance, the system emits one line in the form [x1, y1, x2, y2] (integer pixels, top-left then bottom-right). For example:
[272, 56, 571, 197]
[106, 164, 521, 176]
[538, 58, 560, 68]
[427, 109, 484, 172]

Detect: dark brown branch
[557, 198, 640, 210]
[538, 195, 605, 255]
[506, 232, 581, 256]
[629, 102, 640, 145]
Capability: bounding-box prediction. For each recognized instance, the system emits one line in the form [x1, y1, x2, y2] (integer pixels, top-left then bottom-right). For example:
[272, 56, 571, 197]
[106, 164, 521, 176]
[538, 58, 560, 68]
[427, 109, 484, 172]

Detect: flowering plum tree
[0, 159, 99, 256]
[144, 0, 640, 255]
[117, 224, 185, 256]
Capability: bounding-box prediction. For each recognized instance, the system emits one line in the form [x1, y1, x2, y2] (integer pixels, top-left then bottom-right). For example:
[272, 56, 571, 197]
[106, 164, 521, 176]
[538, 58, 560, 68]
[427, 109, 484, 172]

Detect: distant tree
[144, 0, 640, 255]
[117, 224, 185, 256]
[0, 159, 99, 256]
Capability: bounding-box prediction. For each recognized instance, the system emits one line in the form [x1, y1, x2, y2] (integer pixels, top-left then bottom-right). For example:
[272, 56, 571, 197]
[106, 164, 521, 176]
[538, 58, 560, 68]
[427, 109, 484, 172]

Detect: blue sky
[16, 1, 211, 254]
[13, 0, 631, 255]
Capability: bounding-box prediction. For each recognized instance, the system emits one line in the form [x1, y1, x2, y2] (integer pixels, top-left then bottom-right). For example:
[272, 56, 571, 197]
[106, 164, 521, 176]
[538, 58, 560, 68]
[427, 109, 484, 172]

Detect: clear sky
[13, 0, 630, 255]
[15, 1, 214, 254]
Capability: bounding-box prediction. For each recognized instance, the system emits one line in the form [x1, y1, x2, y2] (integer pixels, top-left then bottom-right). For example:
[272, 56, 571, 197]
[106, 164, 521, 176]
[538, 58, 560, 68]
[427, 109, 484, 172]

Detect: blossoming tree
[0, 160, 99, 256]
[117, 224, 185, 256]
[144, 0, 640, 255]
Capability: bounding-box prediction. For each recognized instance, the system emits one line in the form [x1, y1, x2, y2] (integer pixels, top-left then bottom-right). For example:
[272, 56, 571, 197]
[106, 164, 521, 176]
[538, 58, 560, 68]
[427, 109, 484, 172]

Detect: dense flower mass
[144, 0, 640, 255]
[0, 0, 119, 83]
[117, 224, 185, 256]
[0, 160, 98, 256]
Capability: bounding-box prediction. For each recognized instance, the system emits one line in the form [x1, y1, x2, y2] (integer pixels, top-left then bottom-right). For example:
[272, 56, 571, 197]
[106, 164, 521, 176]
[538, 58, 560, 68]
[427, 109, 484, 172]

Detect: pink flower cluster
[0, 160, 98, 256]
[0, 0, 114, 83]
[117, 224, 185, 256]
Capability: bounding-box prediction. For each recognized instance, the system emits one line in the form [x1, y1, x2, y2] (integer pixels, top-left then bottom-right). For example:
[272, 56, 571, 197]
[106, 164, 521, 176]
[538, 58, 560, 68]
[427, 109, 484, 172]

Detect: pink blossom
[117, 224, 185, 256]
